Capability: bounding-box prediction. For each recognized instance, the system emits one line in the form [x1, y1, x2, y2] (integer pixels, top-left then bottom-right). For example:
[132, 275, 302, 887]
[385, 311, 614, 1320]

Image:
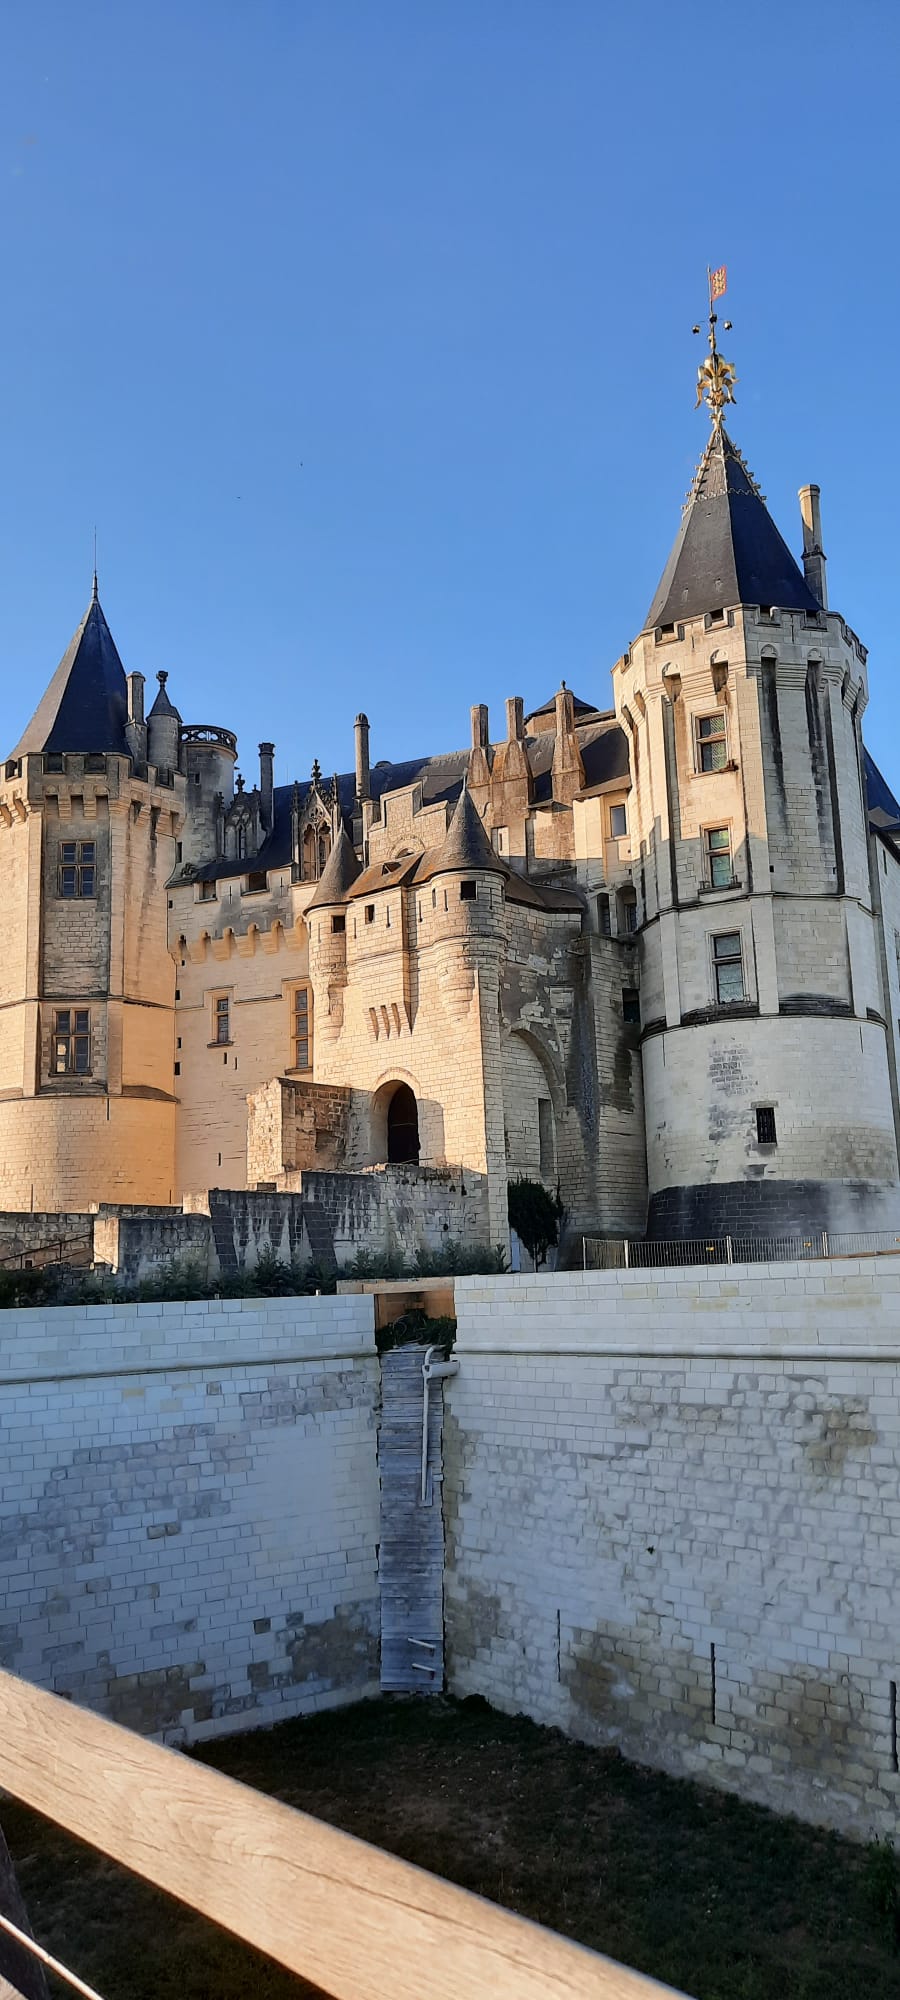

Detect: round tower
[0, 590, 185, 1209]
[180, 724, 238, 868]
[305, 826, 360, 1045]
[619, 311, 900, 1240]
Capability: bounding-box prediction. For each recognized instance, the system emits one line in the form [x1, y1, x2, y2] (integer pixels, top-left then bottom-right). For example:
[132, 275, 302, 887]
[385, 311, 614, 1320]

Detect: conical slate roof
[430, 783, 507, 878]
[11, 588, 130, 758]
[307, 824, 362, 907]
[147, 670, 180, 720]
[645, 426, 820, 629]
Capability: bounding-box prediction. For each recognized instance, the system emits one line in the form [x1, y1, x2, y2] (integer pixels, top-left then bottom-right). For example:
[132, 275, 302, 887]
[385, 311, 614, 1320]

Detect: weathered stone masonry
[443, 1264, 900, 1841]
[0, 1295, 381, 1741]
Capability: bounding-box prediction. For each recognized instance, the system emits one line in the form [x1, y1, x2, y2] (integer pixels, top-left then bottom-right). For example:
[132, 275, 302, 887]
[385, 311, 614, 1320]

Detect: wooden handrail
[0, 1670, 690, 1999]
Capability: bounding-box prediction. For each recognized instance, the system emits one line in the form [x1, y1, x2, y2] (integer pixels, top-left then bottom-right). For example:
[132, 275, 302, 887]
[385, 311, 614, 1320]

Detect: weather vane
[692, 265, 737, 427]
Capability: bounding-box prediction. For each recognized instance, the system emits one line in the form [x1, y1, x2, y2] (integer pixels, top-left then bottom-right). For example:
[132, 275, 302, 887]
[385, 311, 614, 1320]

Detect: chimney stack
[258, 742, 275, 831]
[470, 703, 489, 750]
[505, 696, 524, 743]
[798, 484, 828, 608]
[354, 713, 371, 801]
[127, 672, 145, 727]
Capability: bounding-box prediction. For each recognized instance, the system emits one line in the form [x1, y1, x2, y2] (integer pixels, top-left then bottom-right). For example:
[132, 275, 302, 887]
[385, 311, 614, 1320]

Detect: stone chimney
[798, 484, 828, 608]
[125, 672, 147, 764]
[354, 713, 371, 801]
[505, 696, 525, 744]
[259, 742, 275, 831]
[551, 682, 585, 805]
[467, 702, 492, 805]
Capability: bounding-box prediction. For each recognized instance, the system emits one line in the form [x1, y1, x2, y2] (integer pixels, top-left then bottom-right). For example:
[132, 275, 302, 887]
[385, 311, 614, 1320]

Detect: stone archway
[386, 1083, 420, 1164]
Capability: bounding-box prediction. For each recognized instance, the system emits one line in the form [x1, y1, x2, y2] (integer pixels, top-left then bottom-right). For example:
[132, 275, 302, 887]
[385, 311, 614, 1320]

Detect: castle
[4, 327, 900, 1252]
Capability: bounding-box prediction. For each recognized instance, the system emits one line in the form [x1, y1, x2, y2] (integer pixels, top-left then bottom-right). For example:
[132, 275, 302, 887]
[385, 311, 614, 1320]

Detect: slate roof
[645, 426, 820, 629]
[189, 715, 629, 881]
[147, 671, 180, 720]
[864, 749, 900, 832]
[11, 591, 131, 758]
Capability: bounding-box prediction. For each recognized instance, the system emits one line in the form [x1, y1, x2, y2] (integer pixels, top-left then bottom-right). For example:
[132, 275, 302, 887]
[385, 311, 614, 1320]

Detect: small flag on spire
[709, 264, 727, 301]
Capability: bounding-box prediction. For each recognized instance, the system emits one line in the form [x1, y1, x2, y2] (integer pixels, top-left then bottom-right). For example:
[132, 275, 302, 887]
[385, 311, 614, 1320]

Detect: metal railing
[582, 1228, 900, 1272]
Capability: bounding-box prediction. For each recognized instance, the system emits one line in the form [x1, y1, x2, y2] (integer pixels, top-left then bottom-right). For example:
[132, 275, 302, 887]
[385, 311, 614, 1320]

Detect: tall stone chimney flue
[354, 713, 371, 801]
[798, 484, 828, 608]
[258, 742, 275, 831]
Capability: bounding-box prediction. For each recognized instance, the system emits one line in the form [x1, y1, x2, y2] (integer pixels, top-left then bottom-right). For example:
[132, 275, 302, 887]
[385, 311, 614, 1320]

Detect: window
[214, 995, 230, 1044]
[332, 913, 346, 934]
[756, 1106, 777, 1145]
[246, 871, 267, 894]
[460, 880, 477, 900]
[705, 827, 732, 888]
[492, 826, 509, 856]
[696, 713, 728, 773]
[365, 904, 375, 925]
[292, 986, 311, 1070]
[53, 1009, 90, 1074]
[598, 893, 612, 937]
[622, 987, 641, 1025]
[713, 931, 744, 1003]
[538, 1098, 555, 1175]
[58, 841, 96, 898]
[618, 889, 637, 934]
[610, 803, 627, 838]
[198, 879, 216, 901]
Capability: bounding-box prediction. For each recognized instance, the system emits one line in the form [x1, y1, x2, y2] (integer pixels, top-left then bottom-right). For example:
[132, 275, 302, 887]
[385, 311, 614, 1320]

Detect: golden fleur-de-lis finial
[692, 266, 738, 426]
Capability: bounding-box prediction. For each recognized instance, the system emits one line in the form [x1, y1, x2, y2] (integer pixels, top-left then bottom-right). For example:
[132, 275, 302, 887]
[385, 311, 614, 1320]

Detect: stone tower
[618, 345, 900, 1237]
[0, 587, 185, 1209]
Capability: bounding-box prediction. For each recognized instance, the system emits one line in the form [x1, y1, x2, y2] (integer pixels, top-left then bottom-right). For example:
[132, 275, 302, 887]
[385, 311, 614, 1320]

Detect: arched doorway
[387, 1083, 420, 1164]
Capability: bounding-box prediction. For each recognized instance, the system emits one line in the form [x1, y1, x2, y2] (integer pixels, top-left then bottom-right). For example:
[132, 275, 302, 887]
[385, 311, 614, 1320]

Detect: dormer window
[198, 879, 216, 902]
[246, 870, 267, 894]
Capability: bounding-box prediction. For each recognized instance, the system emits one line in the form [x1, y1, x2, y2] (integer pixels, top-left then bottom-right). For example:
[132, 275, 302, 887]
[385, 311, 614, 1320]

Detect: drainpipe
[421, 1343, 459, 1503]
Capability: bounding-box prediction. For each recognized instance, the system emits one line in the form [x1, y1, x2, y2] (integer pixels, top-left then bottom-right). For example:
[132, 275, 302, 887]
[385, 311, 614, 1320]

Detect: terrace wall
[443, 1260, 900, 1841]
[0, 1294, 380, 1742]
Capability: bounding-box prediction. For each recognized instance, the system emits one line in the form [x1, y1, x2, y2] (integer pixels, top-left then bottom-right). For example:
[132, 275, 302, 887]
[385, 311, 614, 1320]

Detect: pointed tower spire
[430, 783, 507, 879]
[10, 590, 130, 758]
[646, 277, 819, 627]
[308, 824, 362, 908]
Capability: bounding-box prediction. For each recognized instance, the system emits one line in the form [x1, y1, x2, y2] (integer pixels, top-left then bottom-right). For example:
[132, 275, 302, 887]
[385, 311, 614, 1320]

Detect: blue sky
[1, 1, 898, 787]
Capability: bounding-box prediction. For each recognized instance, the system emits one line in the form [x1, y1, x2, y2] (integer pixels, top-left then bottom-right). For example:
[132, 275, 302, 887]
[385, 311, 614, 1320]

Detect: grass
[4, 1693, 899, 2000]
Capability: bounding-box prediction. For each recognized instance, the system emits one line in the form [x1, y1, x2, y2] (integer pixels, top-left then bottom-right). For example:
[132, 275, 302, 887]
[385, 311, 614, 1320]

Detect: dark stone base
[647, 1178, 900, 1242]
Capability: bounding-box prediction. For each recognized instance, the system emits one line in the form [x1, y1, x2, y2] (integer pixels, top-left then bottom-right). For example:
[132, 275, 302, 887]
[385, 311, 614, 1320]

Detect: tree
[507, 1178, 563, 1269]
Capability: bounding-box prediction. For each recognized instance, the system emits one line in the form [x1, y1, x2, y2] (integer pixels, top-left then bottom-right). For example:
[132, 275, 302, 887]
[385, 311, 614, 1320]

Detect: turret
[619, 299, 898, 1240]
[180, 724, 238, 869]
[306, 826, 361, 1043]
[147, 671, 181, 780]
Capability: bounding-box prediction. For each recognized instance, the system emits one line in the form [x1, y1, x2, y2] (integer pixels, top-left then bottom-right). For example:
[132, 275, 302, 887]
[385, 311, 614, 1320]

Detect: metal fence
[582, 1228, 900, 1271]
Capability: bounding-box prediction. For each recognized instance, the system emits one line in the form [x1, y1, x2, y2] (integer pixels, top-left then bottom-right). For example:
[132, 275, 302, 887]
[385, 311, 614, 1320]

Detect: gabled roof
[11, 589, 131, 758]
[307, 824, 362, 908]
[645, 426, 820, 629]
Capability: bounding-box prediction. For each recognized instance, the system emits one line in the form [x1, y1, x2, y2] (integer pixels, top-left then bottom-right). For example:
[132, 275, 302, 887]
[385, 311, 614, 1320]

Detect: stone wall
[0, 1294, 380, 1741]
[443, 1261, 900, 1840]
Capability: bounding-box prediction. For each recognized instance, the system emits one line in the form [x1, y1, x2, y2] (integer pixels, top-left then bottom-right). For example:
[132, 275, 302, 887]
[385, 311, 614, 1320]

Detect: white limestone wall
[0, 1294, 381, 1742]
[642, 1013, 900, 1233]
[444, 1263, 900, 1840]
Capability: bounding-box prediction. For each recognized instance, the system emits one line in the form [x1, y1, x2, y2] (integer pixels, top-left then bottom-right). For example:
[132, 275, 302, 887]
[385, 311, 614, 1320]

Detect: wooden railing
[0, 1668, 690, 1999]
